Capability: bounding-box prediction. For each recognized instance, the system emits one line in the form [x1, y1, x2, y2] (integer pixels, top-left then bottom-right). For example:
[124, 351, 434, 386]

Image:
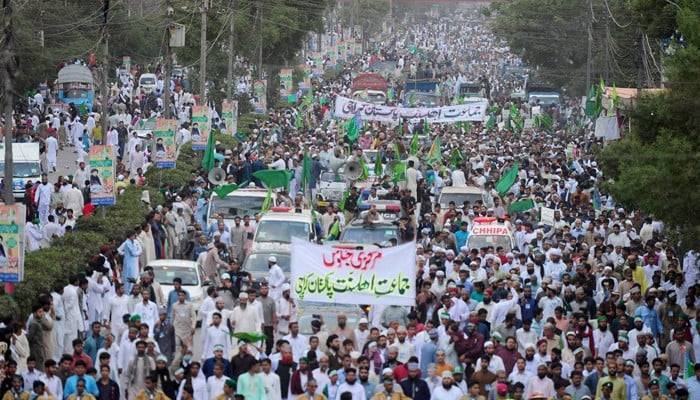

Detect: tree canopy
[599, 0, 700, 249]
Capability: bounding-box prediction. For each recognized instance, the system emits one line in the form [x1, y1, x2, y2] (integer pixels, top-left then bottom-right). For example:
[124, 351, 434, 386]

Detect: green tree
[489, 0, 653, 94]
[599, 0, 700, 249]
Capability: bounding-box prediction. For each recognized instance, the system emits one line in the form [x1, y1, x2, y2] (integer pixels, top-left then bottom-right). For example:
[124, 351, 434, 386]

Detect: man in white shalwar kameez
[51, 287, 66, 361]
[71, 116, 84, 147]
[33, 174, 53, 225]
[201, 312, 231, 360]
[230, 293, 262, 350]
[63, 184, 84, 217]
[46, 135, 58, 172]
[24, 220, 43, 251]
[87, 269, 110, 324]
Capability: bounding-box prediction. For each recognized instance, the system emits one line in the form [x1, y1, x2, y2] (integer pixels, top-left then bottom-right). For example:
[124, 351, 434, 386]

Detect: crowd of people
[0, 5, 698, 400]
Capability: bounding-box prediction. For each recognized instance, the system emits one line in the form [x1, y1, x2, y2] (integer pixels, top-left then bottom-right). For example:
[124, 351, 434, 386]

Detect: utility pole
[585, 0, 592, 89]
[603, 9, 610, 82]
[1, 0, 16, 204]
[163, 1, 173, 118]
[199, 0, 208, 104]
[226, 0, 236, 100]
[256, 0, 263, 80]
[100, 0, 109, 138]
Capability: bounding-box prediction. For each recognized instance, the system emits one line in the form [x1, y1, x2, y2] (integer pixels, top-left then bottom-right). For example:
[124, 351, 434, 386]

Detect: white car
[317, 172, 347, 202]
[206, 186, 275, 229]
[251, 207, 319, 253]
[147, 259, 208, 306]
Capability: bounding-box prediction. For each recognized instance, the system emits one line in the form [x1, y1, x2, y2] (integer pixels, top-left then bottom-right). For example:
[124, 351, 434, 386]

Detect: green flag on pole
[344, 115, 360, 143]
[253, 169, 293, 189]
[338, 188, 350, 211]
[202, 130, 216, 170]
[485, 114, 495, 131]
[326, 220, 341, 240]
[449, 148, 463, 168]
[261, 187, 273, 212]
[301, 151, 312, 191]
[495, 162, 520, 196]
[374, 152, 383, 176]
[358, 158, 369, 181]
[392, 162, 406, 183]
[410, 131, 420, 155]
[212, 183, 240, 198]
[427, 136, 442, 163]
[508, 198, 535, 213]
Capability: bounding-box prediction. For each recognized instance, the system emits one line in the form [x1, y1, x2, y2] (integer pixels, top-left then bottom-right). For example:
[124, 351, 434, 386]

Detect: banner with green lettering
[290, 238, 416, 305]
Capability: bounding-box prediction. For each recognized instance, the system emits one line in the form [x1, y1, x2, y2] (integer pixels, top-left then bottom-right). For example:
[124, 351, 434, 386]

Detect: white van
[206, 186, 276, 229]
[466, 217, 516, 252]
[252, 207, 318, 252]
[0, 143, 41, 198]
[138, 73, 158, 94]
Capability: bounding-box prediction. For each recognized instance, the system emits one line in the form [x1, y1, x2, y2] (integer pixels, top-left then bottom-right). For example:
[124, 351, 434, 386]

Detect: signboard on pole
[290, 238, 416, 306]
[0, 204, 25, 282]
[88, 145, 116, 206]
[253, 80, 267, 113]
[191, 105, 211, 150]
[221, 99, 238, 136]
[153, 118, 177, 169]
[279, 68, 293, 98]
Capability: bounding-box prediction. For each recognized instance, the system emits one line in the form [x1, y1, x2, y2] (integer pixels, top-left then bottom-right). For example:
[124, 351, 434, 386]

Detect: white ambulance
[466, 217, 516, 252]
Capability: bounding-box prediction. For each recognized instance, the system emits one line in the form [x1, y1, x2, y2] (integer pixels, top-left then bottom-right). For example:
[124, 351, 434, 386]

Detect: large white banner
[334, 96, 488, 123]
[290, 238, 416, 306]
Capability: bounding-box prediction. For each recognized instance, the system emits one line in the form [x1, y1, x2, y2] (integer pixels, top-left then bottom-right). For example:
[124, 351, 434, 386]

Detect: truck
[402, 79, 442, 107]
[351, 73, 389, 105]
[466, 217, 516, 253]
[56, 64, 95, 111]
[526, 83, 561, 106]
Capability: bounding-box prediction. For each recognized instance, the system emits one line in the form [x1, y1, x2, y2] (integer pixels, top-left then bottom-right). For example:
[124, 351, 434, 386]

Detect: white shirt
[430, 385, 464, 400]
[336, 381, 366, 400]
[40, 374, 63, 399]
[508, 368, 533, 387]
[262, 372, 282, 400]
[132, 300, 159, 336]
[201, 323, 231, 360]
[206, 374, 230, 398]
[282, 333, 309, 363]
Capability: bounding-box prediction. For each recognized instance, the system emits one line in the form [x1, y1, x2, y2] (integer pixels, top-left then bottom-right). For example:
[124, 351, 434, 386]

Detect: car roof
[440, 186, 484, 195]
[259, 210, 313, 223]
[147, 259, 198, 268]
[209, 187, 270, 199]
[346, 219, 397, 227]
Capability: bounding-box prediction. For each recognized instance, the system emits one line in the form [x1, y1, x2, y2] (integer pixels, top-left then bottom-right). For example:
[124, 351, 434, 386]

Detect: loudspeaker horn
[344, 160, 362, 180]
[207, 167, 226, 185]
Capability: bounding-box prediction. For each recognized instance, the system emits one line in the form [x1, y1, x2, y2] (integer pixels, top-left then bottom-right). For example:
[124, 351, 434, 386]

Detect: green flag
[301, 151, 312, 191]
[585, 85, 597, 117]
[261, 187, 273, 212]
[449, 148, 463, 168]
[485, 114, 495, 131]
[253, 169, 293, 189]
[202, 130, 216, 170]
[358, 158, 369, 181]
[338, 188, 350, 211]
[393, 142, 402, 160]
[427, 136, 441, 163]
[213, 183, 240, 198]
[374, 152, 383, 176]
[344, 116, 360, 143]
[510, 105, 523, 133]
[423, 119, 430, 135]
[410, 131, 420, 155]
[326, 220, 341, 240]
[392, 162, 406, 183]
[496, 162, 519, 196]
[508, 198, 535, 213]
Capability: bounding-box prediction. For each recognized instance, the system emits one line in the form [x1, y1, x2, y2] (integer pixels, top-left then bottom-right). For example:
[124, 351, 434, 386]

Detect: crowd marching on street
[0, 6, 698, 400]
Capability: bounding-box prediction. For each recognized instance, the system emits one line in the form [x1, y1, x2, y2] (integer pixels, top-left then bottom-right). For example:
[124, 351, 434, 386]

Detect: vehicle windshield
[140, 77, 156, 85]
[363, 151, 379, 163]
[320, 172, 343, 183]
[244, 253, 291, 273]
[64, 90, 89, 99]
[467, 235, 513, 252]
[298, 302, 361, 334]
[209, 195, 264, 218]
[405, 92, 440, 107]
[353, 92, 386, 104]
[255, 220, 310, 243]
[0, 162, 40, 178]
[151, 266, 199, 286]
[439, 192, 484, 207]
[340, 225, 398, 244]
